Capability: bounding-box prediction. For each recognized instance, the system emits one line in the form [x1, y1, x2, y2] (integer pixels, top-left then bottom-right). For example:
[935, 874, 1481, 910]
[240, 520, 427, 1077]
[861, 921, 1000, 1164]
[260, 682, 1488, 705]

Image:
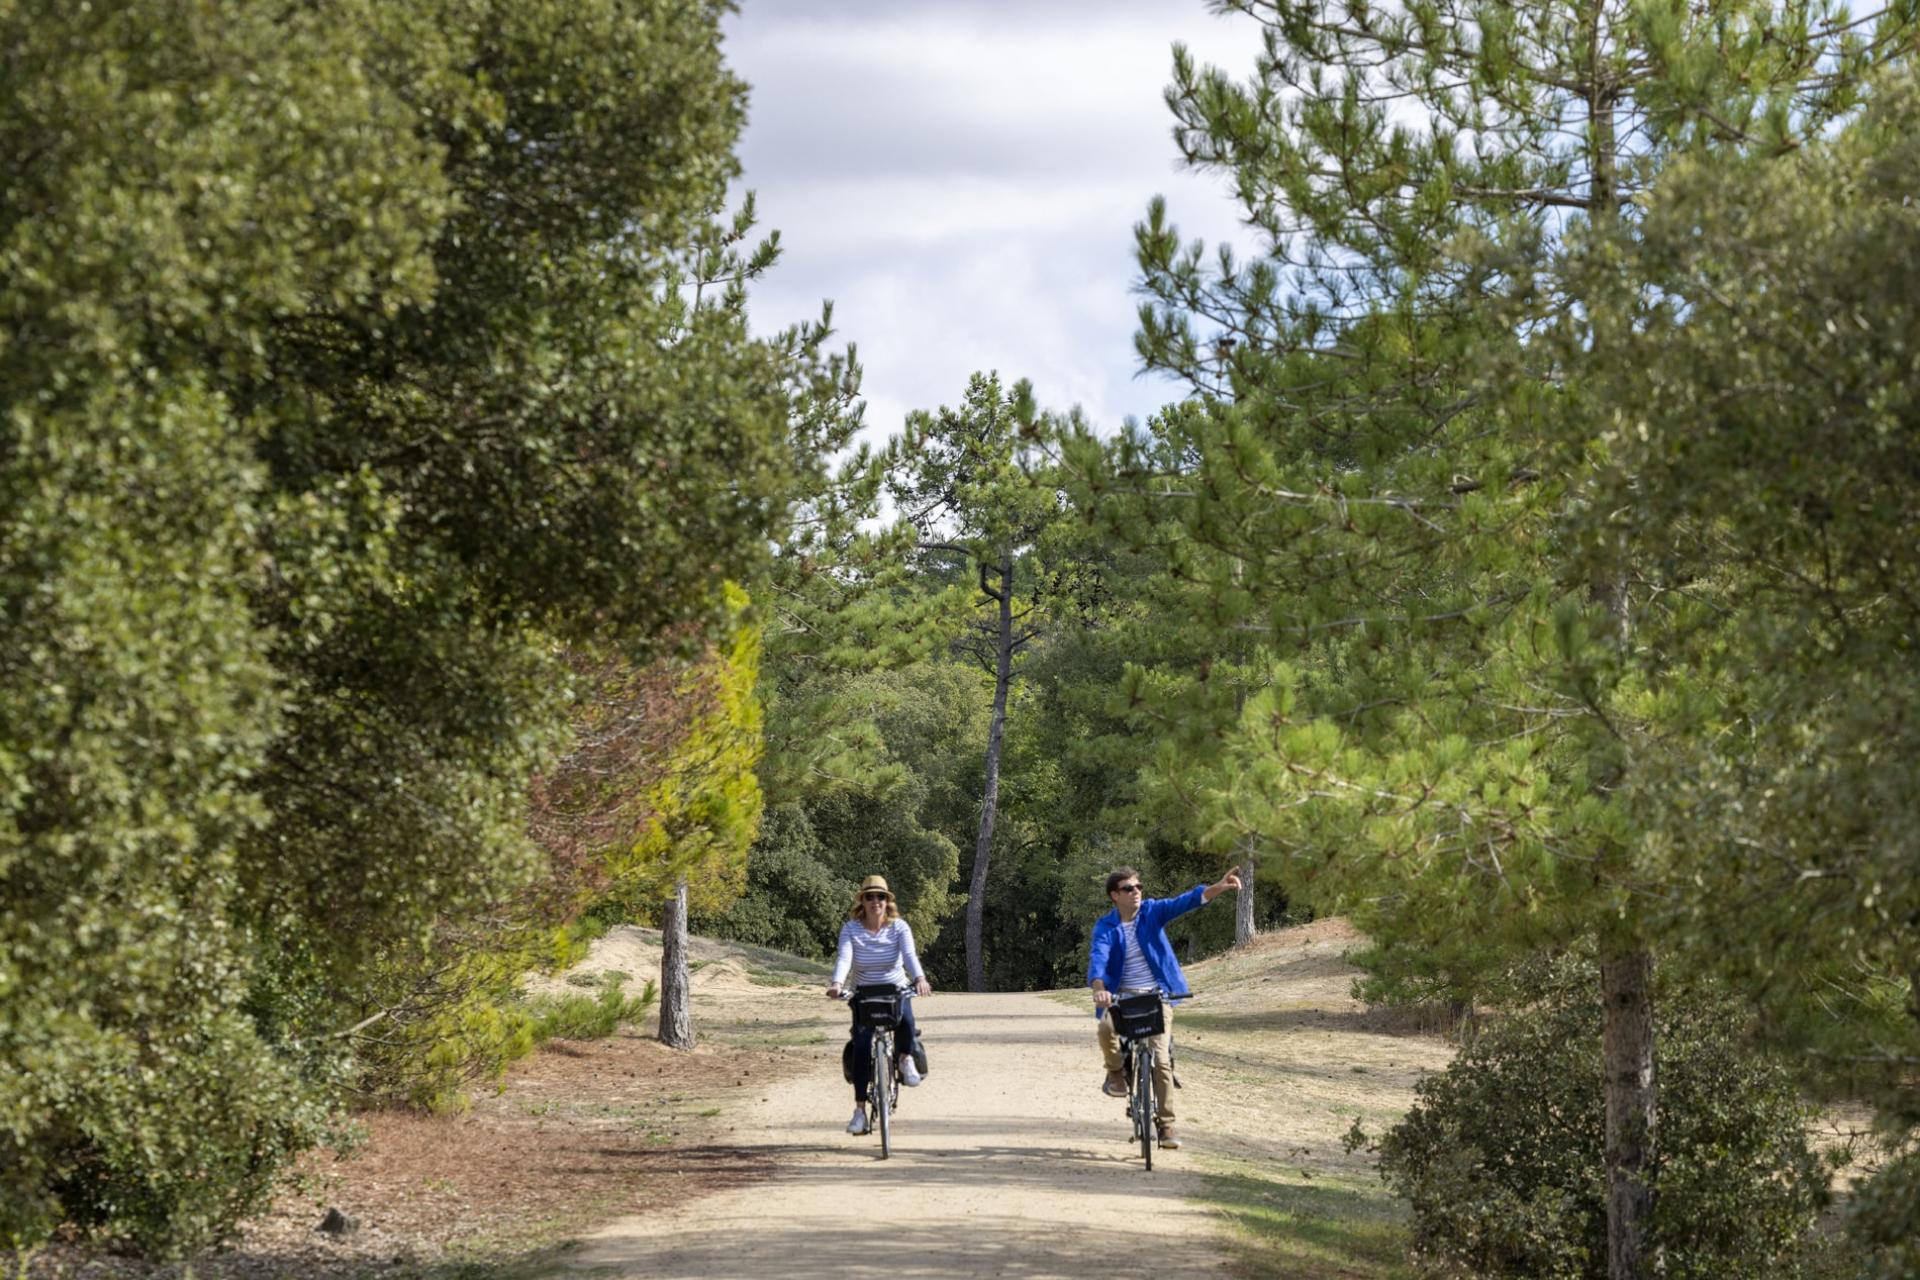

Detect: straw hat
[848, 874, 899, 919]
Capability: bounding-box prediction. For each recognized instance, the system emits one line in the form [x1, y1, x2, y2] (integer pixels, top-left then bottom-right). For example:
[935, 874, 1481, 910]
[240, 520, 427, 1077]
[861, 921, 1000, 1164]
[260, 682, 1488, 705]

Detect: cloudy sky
[720, 1, 1263, 444]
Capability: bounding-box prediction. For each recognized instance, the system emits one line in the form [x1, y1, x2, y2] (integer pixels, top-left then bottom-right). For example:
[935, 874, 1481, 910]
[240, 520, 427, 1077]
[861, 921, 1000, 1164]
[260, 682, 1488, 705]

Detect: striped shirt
[1117, 918, 1157, 992]
[831, 918, 924, 989]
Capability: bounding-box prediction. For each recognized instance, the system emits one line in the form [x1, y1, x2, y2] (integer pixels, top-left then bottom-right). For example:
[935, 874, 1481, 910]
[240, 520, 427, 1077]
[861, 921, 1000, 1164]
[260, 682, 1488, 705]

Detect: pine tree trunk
[1584, 72, 1658, 1275]
[965, 556, 1014, 993]
[1601, 945, 1658, 1280]
[658, 876, 693, 1050]
[1234, 855, 1256, 946]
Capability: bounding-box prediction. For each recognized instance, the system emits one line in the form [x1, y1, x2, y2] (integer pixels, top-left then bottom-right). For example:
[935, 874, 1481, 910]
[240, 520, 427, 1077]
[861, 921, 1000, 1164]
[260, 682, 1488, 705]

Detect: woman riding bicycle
[824, 875, 931, 1136]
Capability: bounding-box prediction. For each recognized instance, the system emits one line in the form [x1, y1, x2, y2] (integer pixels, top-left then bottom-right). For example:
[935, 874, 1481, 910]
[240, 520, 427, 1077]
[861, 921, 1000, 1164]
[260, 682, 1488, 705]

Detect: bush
[1848, 1146, 1920, 1280]
[3, 1017, 328, 1258]
[525, 976, 659, 1044]
[1372, 962, 1829, 1279]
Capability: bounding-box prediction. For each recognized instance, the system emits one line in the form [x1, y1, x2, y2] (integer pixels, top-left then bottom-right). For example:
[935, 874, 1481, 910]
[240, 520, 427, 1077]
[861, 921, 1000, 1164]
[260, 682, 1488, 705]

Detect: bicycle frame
[843, 986, 906, 1159]
[1106, 990, 1189, 1172]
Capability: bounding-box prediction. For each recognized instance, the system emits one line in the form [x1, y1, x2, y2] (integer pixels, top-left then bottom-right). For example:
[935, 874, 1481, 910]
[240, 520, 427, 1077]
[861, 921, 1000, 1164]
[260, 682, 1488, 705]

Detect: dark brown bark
[1601, 945, 1659, 1280]
[658, 876, 693, 1050]
[964, 555, 1014, 993]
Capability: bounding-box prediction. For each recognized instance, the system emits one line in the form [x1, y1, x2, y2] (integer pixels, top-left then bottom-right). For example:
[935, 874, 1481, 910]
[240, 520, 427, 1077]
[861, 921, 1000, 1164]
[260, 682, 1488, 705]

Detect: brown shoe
[1157, 1124, 1181, 1150]
[1102, 1070, 1127, 1097]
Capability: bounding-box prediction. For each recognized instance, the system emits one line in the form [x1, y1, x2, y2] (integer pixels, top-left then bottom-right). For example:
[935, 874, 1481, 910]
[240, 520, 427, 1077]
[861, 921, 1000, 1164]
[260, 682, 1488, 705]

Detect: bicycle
[841, 984, 908, 1159]
[1105, 990, 1188, 1171]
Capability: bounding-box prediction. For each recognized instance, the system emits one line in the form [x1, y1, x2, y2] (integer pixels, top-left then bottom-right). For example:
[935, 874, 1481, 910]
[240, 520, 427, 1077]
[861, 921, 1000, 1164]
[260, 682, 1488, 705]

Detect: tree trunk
[1601, 945, 1658, 1280]
[965, 555, 1015, 993]
[658, 876, 693, 1050]
[1234, 854, 1256, 946]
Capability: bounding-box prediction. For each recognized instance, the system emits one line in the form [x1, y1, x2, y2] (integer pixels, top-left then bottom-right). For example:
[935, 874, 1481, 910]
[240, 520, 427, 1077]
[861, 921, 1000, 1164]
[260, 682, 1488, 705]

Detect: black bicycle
[844, 984, 906, 1159]
[1106, 990, 1188, 1171]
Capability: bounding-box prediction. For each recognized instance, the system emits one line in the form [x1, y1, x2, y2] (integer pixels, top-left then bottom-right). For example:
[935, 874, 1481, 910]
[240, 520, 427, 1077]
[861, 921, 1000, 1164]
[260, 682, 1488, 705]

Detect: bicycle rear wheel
[1134, 1043, 1154, 1170]
[873, 1030, 893, 1159]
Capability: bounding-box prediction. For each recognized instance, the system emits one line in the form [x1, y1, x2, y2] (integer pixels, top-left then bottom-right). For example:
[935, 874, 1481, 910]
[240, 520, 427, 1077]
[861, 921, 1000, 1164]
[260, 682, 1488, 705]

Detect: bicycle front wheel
[873, 1031, 893, 1159]
[1135, 1044, 1155, 1170]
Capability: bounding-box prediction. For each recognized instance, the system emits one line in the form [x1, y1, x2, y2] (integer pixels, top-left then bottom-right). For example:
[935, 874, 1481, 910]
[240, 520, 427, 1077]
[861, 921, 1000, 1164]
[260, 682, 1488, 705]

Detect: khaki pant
[1098, 1002, 1174, 1123]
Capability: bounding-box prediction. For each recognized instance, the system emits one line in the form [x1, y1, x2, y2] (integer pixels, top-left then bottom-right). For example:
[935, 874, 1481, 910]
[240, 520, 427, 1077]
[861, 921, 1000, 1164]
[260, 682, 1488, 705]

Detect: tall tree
[1066, 2, 1911, 1273]
[1557, 71, 1920, 1262]
[0, 0, 848, 1251]
[890, 373, 1065, 992]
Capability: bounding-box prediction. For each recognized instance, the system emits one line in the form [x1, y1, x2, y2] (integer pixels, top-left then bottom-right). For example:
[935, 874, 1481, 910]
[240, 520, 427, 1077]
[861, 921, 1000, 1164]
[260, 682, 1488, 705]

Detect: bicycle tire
[1135, 1043, 1154, 1170]
[873, 1030, 892, 1160]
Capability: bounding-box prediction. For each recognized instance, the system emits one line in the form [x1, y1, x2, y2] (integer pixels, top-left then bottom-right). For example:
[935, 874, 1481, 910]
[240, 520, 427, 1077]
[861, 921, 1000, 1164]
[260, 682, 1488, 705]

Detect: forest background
[2, 0, 1917, 1277]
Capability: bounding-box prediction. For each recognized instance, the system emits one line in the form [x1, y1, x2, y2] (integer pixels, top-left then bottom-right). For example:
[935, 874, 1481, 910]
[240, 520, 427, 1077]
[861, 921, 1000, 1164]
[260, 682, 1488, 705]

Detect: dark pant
[849, 992, 916, 1102]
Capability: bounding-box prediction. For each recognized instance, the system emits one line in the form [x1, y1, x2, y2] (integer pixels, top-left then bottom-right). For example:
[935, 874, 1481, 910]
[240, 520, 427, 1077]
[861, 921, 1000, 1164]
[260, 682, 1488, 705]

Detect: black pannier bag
[852, 984, 902, 1029]
[1110, 992, 1164, 1039]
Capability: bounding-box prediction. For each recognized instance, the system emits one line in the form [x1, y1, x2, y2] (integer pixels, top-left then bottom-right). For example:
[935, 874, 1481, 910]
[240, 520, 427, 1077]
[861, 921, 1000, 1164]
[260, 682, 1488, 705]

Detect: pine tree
[1065, 2, 1913, 1273]
[1558, 71, 1920, 1261]
[889, 373, 1067, 992]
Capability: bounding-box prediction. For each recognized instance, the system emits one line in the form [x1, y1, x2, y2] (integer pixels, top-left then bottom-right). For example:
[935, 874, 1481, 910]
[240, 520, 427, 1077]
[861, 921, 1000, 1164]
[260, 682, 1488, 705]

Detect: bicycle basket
[851, 985, 902, 1029]
[1110, 993, 1164, 1039]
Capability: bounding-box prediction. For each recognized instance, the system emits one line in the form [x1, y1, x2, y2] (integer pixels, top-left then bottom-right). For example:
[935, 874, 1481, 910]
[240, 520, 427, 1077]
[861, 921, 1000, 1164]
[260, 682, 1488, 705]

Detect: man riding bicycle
[1086, 866, 1241, 1150]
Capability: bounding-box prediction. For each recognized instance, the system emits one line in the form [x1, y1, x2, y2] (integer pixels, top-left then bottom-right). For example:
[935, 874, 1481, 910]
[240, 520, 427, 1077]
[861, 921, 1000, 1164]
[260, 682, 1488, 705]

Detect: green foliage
[592, 588, 767, 923]
[697, 803, 851, 958]
[0, 1014, 327, 1258]
[709, 661, 977, 959]
[1373, 966, 1830, 1279]
[1, 0, 848, 1252]
[1071, 0, 1915, 1003]
[1550, 68, 1920, 1266]
[1849, 1149, 1920, 1280]
[523, 975, 659, 1046]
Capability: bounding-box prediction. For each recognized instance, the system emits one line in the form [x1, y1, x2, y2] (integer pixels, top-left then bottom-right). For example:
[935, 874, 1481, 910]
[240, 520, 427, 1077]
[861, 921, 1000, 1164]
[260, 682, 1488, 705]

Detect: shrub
[1372, 962, 1829, 1279]
[525, 976, 660, 1044]
[1848, 1145, 1920, 1280]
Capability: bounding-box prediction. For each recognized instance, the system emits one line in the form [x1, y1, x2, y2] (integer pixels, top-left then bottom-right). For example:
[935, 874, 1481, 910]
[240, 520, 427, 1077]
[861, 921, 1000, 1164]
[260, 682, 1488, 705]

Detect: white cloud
[723, 0, 1266, 441]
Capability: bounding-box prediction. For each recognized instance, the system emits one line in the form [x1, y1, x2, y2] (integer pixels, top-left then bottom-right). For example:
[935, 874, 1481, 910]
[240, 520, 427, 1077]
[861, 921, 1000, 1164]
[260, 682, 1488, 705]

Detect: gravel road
[561, 989, 1232, 1279]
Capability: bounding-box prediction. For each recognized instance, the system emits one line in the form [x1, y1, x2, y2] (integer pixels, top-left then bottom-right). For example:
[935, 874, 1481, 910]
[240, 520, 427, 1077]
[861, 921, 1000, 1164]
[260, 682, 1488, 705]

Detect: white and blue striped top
[1117, 918, 1157, 992]
[831, 918, 924, 989]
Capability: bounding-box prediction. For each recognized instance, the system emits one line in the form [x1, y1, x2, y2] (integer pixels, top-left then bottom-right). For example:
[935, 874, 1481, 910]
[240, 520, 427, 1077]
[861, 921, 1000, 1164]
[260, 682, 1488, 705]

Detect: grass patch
[1198, 1162, 1412, 1280]
[742, 965, 810, 987]
[732, 944, 830, 987]
[564, 967, 633, 989]
[524, 975, 658, 1043]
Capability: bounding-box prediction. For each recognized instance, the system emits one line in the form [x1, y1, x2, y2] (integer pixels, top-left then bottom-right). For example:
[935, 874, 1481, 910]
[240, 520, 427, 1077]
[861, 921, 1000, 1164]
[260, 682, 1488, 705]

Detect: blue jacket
[1086, 883, 1207, 1008]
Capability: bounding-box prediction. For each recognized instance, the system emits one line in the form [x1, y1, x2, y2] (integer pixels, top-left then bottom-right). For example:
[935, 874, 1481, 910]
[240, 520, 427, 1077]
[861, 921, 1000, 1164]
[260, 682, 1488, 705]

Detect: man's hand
[1091, 984, 1112, 1011]
[914, 976, 932, 998]
[825, 983, 842, 1000]
[1202, 871, 1243, 903]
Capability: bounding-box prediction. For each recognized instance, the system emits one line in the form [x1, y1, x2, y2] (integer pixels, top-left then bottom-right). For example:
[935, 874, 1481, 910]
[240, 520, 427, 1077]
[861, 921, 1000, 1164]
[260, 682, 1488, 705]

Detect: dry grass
[1171, 921, 1458, 1280]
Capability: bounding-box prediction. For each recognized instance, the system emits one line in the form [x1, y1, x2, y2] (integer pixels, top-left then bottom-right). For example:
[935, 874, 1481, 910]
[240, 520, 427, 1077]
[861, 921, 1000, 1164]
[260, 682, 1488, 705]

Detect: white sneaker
[899, 1056, 923, 1087]
[845, 1108, 870, 1136]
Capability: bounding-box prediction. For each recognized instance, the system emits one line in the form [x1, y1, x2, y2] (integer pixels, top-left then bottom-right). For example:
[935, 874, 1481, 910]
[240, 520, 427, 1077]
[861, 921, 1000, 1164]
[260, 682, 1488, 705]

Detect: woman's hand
[825, 983, 842, 1000]
[914, 976, 932, 998]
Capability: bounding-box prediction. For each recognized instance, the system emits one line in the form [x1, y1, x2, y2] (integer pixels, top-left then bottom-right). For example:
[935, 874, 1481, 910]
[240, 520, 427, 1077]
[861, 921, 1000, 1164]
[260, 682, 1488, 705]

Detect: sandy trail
[561, 989, 1232, 1279]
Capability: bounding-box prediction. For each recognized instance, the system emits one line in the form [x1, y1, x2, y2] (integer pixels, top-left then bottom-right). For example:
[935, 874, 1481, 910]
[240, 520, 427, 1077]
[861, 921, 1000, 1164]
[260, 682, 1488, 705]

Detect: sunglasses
[862, 892, 890, 902]
[1113, 883, 1142, 894]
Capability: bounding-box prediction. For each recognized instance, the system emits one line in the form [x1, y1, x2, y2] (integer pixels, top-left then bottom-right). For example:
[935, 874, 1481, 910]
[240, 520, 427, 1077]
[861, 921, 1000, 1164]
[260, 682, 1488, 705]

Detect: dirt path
[560, 989, 1232, 1279]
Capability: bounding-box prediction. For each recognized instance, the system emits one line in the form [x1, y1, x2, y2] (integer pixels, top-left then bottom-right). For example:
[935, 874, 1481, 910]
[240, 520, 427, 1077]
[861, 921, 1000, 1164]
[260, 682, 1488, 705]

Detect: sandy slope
[558, 987, 1233, 1280]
